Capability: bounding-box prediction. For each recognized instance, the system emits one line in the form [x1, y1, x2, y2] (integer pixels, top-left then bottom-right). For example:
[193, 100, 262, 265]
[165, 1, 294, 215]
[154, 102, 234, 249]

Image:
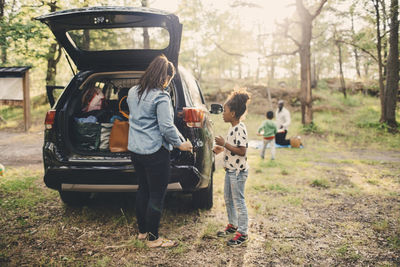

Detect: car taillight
[183, 107, 205, 128]
[45, 110, 56, 129]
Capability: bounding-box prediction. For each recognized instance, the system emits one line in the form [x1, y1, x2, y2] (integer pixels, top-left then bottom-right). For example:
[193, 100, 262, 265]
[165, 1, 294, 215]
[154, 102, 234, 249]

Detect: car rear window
[67, 27, 170, 51]
[180, 68, 205, 107]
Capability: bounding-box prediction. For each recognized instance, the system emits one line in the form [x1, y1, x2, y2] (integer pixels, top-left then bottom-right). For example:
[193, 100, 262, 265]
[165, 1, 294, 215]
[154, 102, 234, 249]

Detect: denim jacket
[127, 85, 183, 154]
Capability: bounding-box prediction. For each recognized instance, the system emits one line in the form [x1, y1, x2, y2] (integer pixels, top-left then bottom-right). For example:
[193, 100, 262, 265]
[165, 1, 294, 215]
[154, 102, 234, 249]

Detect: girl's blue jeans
[224, 169, 248, 235]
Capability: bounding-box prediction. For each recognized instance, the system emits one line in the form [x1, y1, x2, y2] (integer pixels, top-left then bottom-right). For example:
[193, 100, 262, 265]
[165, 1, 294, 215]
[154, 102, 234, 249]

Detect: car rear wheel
[59, 191, 91, 206]
[192, 173, 213, 210]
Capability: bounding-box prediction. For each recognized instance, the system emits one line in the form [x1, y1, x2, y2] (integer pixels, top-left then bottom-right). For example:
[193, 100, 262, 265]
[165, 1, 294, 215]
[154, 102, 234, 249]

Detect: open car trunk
[35, 7, 182, 70]
[64, 71, 177, 158]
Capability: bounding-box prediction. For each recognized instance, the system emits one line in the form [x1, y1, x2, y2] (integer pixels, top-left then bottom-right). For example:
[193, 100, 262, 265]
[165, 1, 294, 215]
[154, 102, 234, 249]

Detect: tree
[372, 0, 387, 122]
[0, 0, 5, 64]
[141, 0, 150, 49]
[382, 0, 398, 128]
[334, 29, 347, 98]
[349, 2, 362, 79]
[296, 0, 328, 125]
[44, 1, 62, 87]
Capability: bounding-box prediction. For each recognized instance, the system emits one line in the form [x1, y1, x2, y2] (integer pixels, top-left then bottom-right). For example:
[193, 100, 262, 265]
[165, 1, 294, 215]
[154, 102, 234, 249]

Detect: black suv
[36, 7, 222, 209]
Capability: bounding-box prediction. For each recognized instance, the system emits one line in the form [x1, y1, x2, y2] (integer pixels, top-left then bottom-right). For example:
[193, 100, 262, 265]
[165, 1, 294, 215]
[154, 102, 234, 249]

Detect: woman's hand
[179, 140, 193, 152]
[215, 135, 225, 147]
[213, 145, 224, 154]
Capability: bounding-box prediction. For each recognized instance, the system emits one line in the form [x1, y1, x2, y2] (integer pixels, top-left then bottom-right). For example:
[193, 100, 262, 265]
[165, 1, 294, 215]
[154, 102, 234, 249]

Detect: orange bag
[109, 96, 129, 152]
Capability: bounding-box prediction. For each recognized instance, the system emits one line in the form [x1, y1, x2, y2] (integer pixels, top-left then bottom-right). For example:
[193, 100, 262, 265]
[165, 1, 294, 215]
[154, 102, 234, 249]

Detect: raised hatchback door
[36, 7, 182, 70]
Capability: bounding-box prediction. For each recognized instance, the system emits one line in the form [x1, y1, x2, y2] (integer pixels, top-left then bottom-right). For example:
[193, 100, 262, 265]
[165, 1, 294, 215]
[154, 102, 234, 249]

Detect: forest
[0, 0, 399, 266]
[0, 0, 399, 129]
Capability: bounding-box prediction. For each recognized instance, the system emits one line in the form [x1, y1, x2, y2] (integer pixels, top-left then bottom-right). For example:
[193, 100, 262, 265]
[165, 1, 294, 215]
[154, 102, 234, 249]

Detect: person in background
[257, 111, 277, 160]
[213, 89, 251, 247]
[275, 99, 291, 146]
[127, 55, 192, 248]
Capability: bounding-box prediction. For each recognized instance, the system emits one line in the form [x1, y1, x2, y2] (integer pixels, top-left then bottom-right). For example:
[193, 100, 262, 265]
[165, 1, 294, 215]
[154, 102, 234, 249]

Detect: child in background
[257, 111, 277, 160]
[213, 89, 251, 247]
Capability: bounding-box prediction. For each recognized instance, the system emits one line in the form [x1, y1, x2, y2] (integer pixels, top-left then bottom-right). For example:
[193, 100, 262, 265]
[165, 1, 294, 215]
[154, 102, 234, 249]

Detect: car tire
[192, 173, 213, 210]
[59, 191, 91, 206]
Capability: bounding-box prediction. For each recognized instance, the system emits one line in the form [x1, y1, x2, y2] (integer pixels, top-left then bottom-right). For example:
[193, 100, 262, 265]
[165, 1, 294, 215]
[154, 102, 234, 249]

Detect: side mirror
[210, 103, 223, 114]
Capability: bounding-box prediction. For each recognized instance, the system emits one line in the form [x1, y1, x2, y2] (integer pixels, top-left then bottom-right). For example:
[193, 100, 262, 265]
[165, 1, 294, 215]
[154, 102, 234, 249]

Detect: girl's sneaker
[217, 224, 238, 237]
[227, 232, 248, 246]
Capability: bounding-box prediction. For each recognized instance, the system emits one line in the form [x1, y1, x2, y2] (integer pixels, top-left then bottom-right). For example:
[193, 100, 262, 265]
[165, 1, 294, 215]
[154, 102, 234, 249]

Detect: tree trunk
[297, 1, 313, 125]
[383, 0, 399, 128]
[337, 41, 347, 98]
[45, 1, 61, 87]
[296, 0, 327, 125]
[238, 60, 242, 79]
[268, 57, 275, 86]
[141, 0, 150, 49]
[0, 0, 6, 64]
[82, 29, 90, 50]
[46, 43, 62, 86]
[351, 13, 361, 78]
[311, 55, 317, 88]
[373, 0, 386, 122]
[382, 0, 388, 79]
[256, 58, 260, 82]
[0, 0, 3, 17]
[364, 62, 370, 77]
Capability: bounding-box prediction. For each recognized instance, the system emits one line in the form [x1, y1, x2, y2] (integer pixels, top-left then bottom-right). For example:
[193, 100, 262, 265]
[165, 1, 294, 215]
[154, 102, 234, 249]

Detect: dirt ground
[0, 129, 43, 167]
[0, 128, 400, 266]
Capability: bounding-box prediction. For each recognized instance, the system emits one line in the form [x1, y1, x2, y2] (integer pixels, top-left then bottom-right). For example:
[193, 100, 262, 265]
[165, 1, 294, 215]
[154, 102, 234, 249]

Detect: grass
[372, 220, 389, 232]
[0, 94, 49, 130]
[0, 85, 399, 265]
[336, 244, 361, 261]
[310, 179, 330, 189]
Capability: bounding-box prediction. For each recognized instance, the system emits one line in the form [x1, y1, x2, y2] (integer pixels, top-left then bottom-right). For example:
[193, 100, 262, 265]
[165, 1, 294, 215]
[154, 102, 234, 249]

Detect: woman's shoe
[146, 237, 178, 248]
[138, 232, 148, 240]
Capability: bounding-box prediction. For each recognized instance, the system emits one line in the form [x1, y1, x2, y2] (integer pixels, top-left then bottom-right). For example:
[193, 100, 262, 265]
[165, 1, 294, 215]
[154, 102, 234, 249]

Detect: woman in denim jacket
[127, 55, 192, 248]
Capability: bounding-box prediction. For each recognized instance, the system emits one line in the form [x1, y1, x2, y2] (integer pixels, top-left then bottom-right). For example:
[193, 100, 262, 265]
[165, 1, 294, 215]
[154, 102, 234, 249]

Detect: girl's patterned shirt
[223, 122, 249, 173]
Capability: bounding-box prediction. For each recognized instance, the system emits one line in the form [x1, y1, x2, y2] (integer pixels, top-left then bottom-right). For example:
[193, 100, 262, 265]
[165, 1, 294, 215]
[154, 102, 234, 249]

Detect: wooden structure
[0, 67, 31, 131]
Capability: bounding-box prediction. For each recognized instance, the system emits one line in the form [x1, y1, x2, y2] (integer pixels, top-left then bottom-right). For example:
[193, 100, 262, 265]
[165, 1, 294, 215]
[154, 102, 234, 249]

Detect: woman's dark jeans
[131, 147, 170, 241]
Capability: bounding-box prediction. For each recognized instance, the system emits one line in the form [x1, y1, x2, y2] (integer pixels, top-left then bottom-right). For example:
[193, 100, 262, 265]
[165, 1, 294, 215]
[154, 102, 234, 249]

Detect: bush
[301, 122, 323, 134]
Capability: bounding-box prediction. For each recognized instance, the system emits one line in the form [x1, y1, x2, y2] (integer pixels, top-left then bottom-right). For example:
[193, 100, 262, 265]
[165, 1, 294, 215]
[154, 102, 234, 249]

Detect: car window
[68, 27, 170, 51]
[181, 76, 193, 107]
[179, 68, 204, 107]
[166, 83, 176, 108]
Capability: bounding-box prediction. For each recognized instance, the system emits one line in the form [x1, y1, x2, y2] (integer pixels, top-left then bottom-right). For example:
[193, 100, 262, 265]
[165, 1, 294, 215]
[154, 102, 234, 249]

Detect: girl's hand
[179, 140, 193, 152]
[215, 136, 225, 147]
[213, 145, 224, 154]
[257, 133, 263, 136]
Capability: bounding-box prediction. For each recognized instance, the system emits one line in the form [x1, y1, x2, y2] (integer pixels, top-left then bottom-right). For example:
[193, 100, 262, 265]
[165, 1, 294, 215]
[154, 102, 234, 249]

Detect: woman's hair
[137, 54, 175, 100]
[225, 88, 251, 119]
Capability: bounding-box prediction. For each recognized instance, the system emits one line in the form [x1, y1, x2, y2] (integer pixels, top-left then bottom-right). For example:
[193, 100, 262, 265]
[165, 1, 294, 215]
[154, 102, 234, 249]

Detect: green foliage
[311, 179, 330, 189]
[301, 122, 322, 134]
[341, 97, 360, 107]
[317, 79, 330, 91]
[372, 220, 389, 232]
[267, 183, 290, 192]
[389, 235, 400, 249]
[0, 176, 36, 193]
[355, 106, 400, 132]
[336, 244, 361, 261]
[0, 171, 47, 210]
